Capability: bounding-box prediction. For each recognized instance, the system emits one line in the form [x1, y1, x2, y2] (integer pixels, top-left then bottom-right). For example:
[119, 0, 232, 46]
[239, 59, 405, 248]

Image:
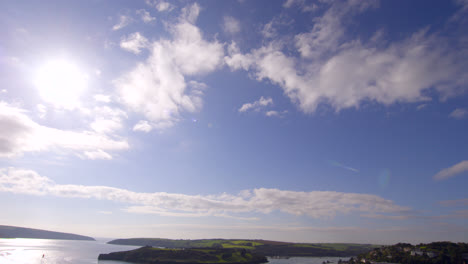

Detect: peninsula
[98, 246, 268, 264]
[0, 225, 95, 241]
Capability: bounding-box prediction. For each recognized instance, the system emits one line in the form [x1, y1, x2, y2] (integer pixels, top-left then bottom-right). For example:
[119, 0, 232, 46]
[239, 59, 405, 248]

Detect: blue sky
[0, 0, 467, 244]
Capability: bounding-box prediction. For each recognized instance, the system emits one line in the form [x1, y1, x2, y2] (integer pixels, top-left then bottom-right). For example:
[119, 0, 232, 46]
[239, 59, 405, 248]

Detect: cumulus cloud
[0, 167, 411, 219]
[115, 3, 224, 129]
[112, 15, 132, 31]
[136, 9, 155, 23]
[239, 96, 273, 112]
[223, 16, 240, 34]
[226, 0, 468, 113]
[433, 160, 468, 180]
[449, 108, 468, 119]
[0, 102, 128, 159]
[120, 32, 149, 54]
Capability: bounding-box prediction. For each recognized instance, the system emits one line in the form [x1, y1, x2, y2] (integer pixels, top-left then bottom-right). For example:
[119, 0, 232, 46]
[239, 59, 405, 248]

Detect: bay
[0, 239, 352, 264]
[0, 238, 138, 264]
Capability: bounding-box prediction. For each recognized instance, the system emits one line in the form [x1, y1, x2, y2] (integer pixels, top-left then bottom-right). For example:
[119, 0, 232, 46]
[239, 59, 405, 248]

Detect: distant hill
[0, 225, 95, 241]
[107, 238, 376, 257]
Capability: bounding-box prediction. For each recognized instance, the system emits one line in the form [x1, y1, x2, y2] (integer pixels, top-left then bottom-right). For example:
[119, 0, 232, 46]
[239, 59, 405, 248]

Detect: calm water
[0, 238, 138, 264]
[0, 238, 351, 264]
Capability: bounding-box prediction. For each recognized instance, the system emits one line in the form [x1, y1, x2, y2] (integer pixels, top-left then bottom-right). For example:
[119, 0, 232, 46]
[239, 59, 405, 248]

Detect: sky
[0, 0, 467, 244]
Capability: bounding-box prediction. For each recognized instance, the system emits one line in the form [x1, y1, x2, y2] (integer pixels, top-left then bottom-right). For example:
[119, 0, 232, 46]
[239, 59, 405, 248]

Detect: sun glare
[34, 59, 88, 109]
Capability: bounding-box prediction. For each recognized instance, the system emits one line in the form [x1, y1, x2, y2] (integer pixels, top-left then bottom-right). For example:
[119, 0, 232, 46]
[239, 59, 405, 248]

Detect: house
[462, 253, 468, 264]
[426, 251, 438, 258]
[410, 250, 424, 256]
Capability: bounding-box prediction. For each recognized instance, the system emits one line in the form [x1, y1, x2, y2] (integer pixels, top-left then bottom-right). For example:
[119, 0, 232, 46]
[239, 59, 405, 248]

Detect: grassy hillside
[98, 246, 268, 264]
[107, 238, 375, 257]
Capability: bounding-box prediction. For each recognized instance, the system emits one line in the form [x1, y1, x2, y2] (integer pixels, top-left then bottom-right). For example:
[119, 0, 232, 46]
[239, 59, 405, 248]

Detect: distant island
[98, 246, 268, 264]
[0, 225, 95, 241]
[107, 238, 376, 257]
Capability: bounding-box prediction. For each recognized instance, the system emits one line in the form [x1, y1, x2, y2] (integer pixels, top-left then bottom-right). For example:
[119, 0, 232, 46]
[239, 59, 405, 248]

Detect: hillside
[98, 246, 268, 264]
[0, 225, 95, 241]
[107, 238, 375, 257]
[354, 242, 468, 264]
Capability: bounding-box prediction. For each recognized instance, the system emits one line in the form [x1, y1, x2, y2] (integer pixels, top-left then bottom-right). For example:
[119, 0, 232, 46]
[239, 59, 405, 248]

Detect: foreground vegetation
[353, 242, 468, 264]
[107, 238, 376, 257]
[98, 246, 268, 264]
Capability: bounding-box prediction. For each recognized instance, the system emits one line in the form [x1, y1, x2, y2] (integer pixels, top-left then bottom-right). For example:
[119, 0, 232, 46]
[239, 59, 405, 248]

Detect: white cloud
[433, 160, 468, 180]
[115, 3, 223, 129]
[133, 120, 153, 133]
[449, 108, 468, 119]
[239, 96, 273, 112]
[83, 149, 113, 160]
[93, 94, 111, 103]
[0, 102, 128, 159]
[226, 1, 468, 113]
[112, 15, 132, 31]
[37, 104, 47, 119]
[223, 16, 240, 34]
[136, 9, 155, 23]
[89, 106, 127, 134]
[120, 32, 149, 54]
[265, 110, 279, 117]
[265, 110, 287, 118]
[146, 0, 175, 12]
[0, 167, 411, 219]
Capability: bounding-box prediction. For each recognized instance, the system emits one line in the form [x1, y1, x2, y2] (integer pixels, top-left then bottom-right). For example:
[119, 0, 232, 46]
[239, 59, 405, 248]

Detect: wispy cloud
[329, 161, 359, 173]
[449, 108, 468, 119]
[283, 0, 318, 12]
[120, 32, 149, 54]
[133, 120, 153, 133]
[223, 16, 240, 34]
[145, 0, 175, 12]
[0, 167, 410, 219]
[433, 160, 468, 180]
[112, 15, 132, 31]
[136, 9, 155, 23]
[239, 96, 273, 112]
[438, 198, 468, 207]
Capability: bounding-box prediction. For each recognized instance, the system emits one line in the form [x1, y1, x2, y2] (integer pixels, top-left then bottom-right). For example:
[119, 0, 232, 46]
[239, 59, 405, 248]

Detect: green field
[108, 238, 377, 257]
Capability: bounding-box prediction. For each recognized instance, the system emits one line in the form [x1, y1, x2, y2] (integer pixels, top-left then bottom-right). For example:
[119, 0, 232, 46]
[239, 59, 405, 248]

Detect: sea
[0, 238, 351, 264]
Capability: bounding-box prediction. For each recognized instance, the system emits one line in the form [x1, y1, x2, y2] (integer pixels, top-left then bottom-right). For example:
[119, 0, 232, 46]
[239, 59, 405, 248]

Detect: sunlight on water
[0, 238, 137, 264]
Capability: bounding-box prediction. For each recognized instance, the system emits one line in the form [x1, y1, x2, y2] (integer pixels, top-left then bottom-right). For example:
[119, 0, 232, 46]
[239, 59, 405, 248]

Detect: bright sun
[34, 59, 88, 109]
